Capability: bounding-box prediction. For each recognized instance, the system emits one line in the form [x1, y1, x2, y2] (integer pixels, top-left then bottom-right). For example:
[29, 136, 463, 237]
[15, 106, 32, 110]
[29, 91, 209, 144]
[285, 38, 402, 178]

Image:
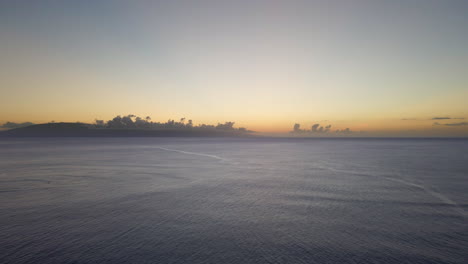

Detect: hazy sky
[1, 0, 467, 136]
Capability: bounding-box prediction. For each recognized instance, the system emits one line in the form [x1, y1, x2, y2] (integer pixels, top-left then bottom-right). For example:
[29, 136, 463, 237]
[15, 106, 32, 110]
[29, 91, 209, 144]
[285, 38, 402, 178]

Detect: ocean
[0, 138, 467, 263]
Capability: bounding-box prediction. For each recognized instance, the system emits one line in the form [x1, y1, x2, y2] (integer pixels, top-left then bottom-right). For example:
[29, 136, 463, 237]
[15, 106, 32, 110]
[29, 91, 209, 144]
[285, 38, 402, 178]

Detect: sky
[1, 0, 467, 136]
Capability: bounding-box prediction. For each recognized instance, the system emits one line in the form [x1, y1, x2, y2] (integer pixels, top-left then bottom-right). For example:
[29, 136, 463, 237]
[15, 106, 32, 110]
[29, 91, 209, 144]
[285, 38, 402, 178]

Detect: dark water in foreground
[0, 138, 467, 264]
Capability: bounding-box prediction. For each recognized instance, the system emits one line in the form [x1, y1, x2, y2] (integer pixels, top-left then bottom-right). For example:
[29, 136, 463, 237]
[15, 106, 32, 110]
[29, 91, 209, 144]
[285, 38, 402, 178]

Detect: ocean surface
[0, 138, 467, 264]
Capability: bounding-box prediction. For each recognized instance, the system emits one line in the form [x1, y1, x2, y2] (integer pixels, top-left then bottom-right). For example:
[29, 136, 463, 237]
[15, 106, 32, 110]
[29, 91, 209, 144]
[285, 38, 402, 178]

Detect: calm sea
[1, 138, 467, 263]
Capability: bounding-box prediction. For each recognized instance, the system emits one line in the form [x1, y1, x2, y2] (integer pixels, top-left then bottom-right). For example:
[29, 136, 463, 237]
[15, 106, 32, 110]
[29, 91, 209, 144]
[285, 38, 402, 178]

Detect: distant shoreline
[0, 123, 255, 138]
[1, 123, 467, 139]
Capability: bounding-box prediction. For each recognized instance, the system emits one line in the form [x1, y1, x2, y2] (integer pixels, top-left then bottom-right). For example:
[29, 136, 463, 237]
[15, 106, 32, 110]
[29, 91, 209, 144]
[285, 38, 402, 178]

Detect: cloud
[309, 123, 332, 133]
[444, 122, 468, 126]
[311, 123, 320, 132]
[431, 117, 465, 120]
[335, 128, 352, 134]
[432, 117, 451, 120]
[0, 122, 35, 129]
[401, 118, 417, 120]
[293, 123, 301, 132]
[96, 114, 250, 133]
[433, 122, 468, 126]
[291, 123, 352, 135]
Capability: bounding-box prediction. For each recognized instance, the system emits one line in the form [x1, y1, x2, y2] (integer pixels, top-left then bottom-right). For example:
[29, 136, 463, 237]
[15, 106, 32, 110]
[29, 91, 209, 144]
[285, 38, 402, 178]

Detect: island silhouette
[0, 115, 254, 137]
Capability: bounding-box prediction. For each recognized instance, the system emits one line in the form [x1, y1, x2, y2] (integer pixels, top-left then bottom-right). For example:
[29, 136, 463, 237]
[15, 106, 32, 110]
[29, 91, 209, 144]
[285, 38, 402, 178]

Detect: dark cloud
[309, 123, 331, 133]
[335, 128, 352, 134]
[293, 123, 301, 132]
[1, 122, 35, 129]
[95, 115, 250, 132]
[311, 123, 320, 132]
[433, 122, 468, 126]
[444, 122, 468, 126]
[431, 117, 465, 120]
[291, 123, 351, 135]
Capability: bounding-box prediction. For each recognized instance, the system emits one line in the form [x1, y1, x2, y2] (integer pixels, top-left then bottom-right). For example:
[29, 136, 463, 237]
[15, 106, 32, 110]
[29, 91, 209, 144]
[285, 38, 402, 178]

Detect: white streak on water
[321, 164, 467, 218]
[154, 147, 229, 162]
[385, 176, 468, 219]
